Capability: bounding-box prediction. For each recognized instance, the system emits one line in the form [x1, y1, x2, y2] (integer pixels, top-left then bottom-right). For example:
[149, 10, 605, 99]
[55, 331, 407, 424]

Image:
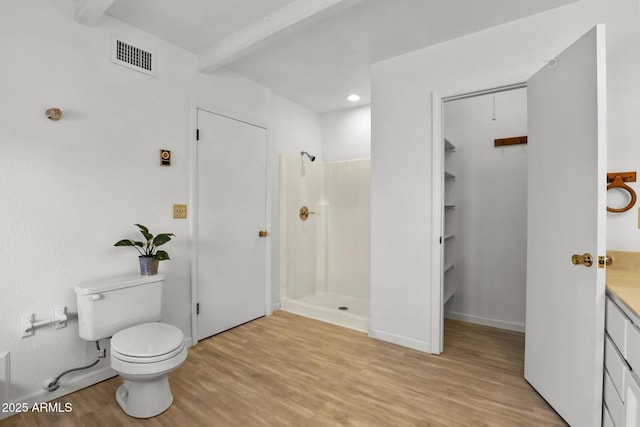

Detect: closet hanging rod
[442, 82, 527, 103]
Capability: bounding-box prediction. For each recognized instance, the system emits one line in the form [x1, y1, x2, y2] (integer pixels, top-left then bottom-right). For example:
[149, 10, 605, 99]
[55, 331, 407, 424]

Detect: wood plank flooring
[2, 311, 566, 426]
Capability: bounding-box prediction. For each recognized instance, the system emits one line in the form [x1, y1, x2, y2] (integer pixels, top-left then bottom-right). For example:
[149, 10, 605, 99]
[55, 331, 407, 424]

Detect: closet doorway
[441, 88, 528, 338]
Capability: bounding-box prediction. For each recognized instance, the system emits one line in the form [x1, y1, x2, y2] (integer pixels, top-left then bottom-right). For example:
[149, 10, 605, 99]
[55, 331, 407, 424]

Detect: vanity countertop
[606, 250, 640, 323]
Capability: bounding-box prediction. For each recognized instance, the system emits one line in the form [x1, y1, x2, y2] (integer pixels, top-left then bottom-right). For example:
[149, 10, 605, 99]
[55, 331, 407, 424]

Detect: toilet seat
[111, 322, 184, 364]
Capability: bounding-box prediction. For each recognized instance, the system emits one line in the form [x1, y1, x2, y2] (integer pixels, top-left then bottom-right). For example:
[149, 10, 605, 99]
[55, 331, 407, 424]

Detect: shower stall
[279, 154, 371, 332]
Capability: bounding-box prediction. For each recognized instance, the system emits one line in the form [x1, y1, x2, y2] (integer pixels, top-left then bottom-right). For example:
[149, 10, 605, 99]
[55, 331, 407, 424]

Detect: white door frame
[429, 78, 528, 354]
[189, 101, 272, 344]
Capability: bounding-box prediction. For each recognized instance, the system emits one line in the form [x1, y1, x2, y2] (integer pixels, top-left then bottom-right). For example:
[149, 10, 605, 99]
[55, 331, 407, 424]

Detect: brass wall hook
[46, 107, 62, 121]
[607, 172, 637, 213]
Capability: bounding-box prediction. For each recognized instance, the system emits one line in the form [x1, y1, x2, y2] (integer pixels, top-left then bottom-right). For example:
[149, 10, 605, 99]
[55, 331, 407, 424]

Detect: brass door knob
[258, 230, 268, 238]
[299, 206, 315, 221]
[571, 253, 593, 267]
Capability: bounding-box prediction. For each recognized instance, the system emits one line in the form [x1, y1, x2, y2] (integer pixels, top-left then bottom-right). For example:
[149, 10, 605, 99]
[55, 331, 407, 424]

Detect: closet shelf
[443, 286, 454, 304]
[443, 137, 457, 311]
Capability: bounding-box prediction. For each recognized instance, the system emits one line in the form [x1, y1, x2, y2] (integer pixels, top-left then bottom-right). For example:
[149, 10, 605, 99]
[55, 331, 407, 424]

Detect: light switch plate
[173, 204, 187, 219]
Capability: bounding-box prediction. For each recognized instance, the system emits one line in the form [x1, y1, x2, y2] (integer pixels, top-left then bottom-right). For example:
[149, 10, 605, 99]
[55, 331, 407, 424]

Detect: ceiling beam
[197, 0, 366, 73]
[74, 0, 114, 26]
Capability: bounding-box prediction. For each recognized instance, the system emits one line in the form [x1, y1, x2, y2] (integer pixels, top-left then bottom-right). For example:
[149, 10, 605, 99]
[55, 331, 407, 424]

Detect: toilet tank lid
[74, 273, 165, 295]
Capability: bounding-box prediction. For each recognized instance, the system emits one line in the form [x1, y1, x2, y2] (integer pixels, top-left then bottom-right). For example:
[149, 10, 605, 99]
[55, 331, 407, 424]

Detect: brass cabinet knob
[258, 230, 268, 238]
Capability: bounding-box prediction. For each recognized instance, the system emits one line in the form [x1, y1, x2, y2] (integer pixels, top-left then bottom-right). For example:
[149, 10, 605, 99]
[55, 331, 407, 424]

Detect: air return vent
[111, 39, 155, 76]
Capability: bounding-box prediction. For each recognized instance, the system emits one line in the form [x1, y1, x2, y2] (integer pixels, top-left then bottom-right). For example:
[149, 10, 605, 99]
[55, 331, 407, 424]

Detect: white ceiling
[106, 0, 577, 113]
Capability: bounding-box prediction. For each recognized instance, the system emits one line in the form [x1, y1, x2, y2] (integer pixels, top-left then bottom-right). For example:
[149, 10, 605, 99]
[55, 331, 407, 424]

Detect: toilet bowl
[75, 274, 188, 418]
[110, 322, 187, 418]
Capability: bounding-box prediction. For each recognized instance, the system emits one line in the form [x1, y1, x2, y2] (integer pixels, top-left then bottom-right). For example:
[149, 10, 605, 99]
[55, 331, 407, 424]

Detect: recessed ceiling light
[347, 94, 360, 102]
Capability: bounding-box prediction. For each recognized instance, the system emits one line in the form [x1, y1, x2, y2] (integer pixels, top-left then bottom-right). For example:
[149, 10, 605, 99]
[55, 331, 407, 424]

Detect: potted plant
[114, 224, 175, 276]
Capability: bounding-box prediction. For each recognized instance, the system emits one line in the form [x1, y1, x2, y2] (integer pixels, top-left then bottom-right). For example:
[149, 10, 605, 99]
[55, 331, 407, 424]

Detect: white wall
[0, 0, 319, 409]
[444, 89, 528, 331]
[272, 96, 325, 163]
[321, 105, 371, 162]
[370, 0, 640, 351]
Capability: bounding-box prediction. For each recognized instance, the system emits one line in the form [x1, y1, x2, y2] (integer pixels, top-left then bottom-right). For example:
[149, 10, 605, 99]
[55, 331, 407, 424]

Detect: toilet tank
[75, 273, 165, 341]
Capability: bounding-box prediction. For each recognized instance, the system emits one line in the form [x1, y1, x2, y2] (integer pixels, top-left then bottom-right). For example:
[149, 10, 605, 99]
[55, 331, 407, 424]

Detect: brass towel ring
[607, 173, 637, 213]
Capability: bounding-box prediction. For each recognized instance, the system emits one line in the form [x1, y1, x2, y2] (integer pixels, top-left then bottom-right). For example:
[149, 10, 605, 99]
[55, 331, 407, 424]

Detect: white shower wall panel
[280, 157, 323, 299]
[280, 156, 371, 303]
[324, 160, 371, 300]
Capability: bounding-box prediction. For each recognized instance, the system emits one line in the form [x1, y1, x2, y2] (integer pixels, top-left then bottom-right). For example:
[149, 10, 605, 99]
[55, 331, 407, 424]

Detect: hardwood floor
[2, 311, 566, 426]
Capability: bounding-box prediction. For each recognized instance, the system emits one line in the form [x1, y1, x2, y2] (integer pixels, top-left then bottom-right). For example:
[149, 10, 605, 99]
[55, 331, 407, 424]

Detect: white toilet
[75, 273, 187, 418]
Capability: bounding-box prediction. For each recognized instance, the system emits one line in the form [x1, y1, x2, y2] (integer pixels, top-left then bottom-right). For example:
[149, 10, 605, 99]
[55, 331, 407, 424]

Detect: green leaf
[155, 250, 170, 261]
[114, 239, 136, 247]
[135, 224, 153, 241]
[153, 233, 174, 247]
[135, 224, 149, 234]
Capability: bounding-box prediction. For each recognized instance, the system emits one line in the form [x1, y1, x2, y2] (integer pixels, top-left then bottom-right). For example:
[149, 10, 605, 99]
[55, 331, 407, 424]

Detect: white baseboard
[444, 310, 525, 333]
[271, 301, 281, 313]
[368, 328, 432, 353]
[0, 366, 117, 421]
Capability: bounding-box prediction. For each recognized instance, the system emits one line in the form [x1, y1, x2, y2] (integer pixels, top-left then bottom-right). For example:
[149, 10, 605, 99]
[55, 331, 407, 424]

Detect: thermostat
[160, 149, 171, 166]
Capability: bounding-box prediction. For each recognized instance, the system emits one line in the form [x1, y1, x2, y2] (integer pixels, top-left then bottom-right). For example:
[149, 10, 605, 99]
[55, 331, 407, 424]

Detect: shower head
[301, 151, 316, 162]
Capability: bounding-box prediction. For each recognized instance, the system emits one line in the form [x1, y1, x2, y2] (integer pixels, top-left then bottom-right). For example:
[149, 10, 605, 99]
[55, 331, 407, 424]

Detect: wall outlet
[54, 307, 67, 329]
[173, 204, 187, 219]
[21, 314, 34, 338]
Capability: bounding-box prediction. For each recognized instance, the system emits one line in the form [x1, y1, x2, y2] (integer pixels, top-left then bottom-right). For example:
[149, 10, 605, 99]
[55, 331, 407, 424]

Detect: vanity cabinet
[604, 294, 640, 426]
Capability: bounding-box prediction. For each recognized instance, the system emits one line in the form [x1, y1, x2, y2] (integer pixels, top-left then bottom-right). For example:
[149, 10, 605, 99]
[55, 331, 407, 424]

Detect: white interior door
[196, 109, 267, 341]
[524, 25, 606, 426]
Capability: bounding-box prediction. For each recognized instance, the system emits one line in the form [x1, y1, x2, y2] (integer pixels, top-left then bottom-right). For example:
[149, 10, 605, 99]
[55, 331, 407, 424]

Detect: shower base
[280, 293, 370, 333]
